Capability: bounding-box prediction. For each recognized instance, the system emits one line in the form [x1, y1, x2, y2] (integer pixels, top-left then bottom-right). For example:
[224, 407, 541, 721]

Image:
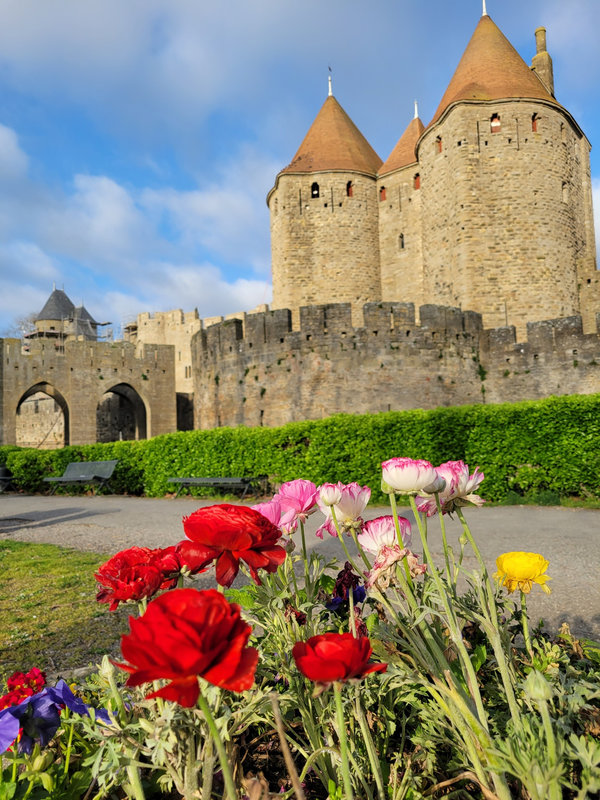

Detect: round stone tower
[416, 13, 597, 335]
[268, 92, 382, 326]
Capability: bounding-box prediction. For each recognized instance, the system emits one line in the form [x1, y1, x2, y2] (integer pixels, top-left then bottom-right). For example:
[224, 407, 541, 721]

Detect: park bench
[0, 467, 14, 493]
[43, 460, 119, 495]
[167, 476, 267, 499]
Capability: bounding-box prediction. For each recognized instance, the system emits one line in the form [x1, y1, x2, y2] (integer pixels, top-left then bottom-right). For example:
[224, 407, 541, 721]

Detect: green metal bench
[43, 460, 119, 495]
[167, 476, 266, 499]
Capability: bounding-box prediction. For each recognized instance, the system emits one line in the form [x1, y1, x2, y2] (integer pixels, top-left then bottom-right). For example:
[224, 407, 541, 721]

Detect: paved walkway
[1, 493, 599, 640]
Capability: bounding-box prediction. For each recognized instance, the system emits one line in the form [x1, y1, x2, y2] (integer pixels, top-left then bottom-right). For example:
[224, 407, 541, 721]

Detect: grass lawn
[0, 539, 129, 685]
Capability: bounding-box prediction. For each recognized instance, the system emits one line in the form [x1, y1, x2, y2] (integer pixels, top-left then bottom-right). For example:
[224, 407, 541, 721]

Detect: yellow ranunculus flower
[494, 551, 551, 595]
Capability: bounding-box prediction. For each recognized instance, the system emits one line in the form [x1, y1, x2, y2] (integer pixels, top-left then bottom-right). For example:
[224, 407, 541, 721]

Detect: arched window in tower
[346, 181, 353, 197]
[399, 233, 405, 250]
[436, 136, 442, 153]
[562, 182, 569, 203]
[379, 186, 386, 202]
[311, 182, 320, 198]
[561, 123, 567, 144]
[413, 173, 421, 190]
[531, 113, 539, 132]
[490, 113, 501, 133]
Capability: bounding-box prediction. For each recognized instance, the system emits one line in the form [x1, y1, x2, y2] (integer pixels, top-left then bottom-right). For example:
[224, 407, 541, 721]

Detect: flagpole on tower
[483, 0, 487, 16]
[328, 66, 332, 96]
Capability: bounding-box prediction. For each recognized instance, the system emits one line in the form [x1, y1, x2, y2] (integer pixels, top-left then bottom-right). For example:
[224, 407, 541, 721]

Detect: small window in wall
[436, 136, 442, 153]
[413, 173, 420, 190]
[399, 233, 405, 250]
[562, 182, 569, 203]
[490, 113, 501, 133]
[532, 113, 539, 132]
[311, 182, 320, 198]
[346, 181, 353, 197]
[379, 186, 386, 202]
[561, 123, 567, 144]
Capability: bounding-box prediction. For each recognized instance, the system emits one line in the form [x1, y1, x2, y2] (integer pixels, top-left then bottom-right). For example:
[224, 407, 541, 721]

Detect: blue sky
[0, 0, 599, 337]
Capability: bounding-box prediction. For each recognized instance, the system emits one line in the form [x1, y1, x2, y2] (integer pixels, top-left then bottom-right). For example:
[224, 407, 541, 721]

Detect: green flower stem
[126, 765, 147, 800]
[538, 699, 559, 775]
[348, 585, 357, 637]
[409, 496, 488, 729]
[474, 581, 521, 729]
[353, 691, 386, 800]
[197, 692, 237, 800]
[330, 508, 363, 575]
[201, 734, 215, 800]
[347, 525, 372, 570]
[333, 682, 354, 800]
[456, 508, 500, 626]
[106, 661, 127, 720]
[183, 731, 199, 800]
[299, 521, 313, 597]
[434, 493, 454, 588]
[388, 492, 406, 550]
[520, 591, 533, 660]
[63, 717, 75, 776]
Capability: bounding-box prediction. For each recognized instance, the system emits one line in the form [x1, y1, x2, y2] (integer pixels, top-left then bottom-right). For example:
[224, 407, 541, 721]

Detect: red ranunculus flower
[178, 504, 287, 587]
[116, 588, 258, 706]
[95, 547, 166, 610]
[292, 633, 387, 687]
[149, 545, 183, 589]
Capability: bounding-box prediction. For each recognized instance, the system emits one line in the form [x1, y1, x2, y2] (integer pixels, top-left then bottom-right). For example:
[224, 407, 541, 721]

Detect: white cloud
[0, 123, 28, 181]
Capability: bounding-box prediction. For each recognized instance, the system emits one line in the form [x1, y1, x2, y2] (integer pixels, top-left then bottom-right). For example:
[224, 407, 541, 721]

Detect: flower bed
[1, 457, 600, 799]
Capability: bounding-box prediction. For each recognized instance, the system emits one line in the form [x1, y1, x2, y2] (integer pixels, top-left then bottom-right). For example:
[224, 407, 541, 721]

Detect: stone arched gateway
[0, 338, 176, 446]
[16, 382, 70, 448]
[96, 383, 147, 442]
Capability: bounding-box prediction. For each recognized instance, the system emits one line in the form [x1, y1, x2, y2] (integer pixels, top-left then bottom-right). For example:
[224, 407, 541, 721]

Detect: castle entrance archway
[16, 383, 69, 449]
[96, 383, 147, 443]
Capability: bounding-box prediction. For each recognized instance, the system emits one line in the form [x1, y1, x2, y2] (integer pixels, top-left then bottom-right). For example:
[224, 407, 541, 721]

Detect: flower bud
[319, 483, 342, 507]
[523, 670, 555, 702]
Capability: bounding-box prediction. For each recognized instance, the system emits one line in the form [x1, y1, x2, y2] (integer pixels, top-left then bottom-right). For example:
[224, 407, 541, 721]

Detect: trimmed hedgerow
[1, 394, 599, 502]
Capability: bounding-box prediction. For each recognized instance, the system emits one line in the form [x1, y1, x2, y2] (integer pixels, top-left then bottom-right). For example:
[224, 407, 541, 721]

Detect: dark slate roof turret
[35, 289, 75, 322]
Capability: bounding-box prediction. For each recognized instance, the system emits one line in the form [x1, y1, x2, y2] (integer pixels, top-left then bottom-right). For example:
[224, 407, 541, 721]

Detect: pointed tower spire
[429, 14, 558, 125]
[380, 106, 425, 176]
[277, 95, 382, 176]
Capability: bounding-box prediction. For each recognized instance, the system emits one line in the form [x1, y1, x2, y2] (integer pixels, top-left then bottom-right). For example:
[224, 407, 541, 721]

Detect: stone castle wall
[269, 172, 381, 327]
[191, 302, 600, 430]
[0, 338, 177, 446]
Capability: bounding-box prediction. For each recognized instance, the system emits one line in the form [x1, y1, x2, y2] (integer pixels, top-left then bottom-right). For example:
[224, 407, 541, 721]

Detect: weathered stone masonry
[192, 303, 600, 430]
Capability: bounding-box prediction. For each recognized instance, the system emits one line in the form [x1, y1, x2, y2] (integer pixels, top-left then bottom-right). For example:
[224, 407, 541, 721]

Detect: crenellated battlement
[190, 302, 600, 430]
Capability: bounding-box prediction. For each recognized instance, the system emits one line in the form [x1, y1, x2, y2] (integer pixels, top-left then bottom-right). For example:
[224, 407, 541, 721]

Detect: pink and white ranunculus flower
[358, 515, 411, 554]
[315, 482, 371, 538]
[274, 480, 319, 525]
[251, 498, 298, 535]
[365, 546, 427, 589]
[381, 458, 444, 495]
[415, 461, 485, 516]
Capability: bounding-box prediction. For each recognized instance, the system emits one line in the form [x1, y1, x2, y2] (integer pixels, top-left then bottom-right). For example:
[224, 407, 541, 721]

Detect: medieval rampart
[191, 302, 600, 430]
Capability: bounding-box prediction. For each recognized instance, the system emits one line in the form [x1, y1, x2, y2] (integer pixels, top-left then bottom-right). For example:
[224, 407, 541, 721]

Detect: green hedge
[1, 394, 599, 502]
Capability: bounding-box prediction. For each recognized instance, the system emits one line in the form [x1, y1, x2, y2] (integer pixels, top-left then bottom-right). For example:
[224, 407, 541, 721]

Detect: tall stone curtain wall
[269, 172, 381, 327]
[0, 338, 177, 446]
[191, 301, 600, 430]
[417, 100, 595, 337]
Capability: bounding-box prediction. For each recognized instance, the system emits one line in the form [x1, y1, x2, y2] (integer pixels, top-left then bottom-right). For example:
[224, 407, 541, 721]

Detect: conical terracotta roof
[429, 14, 558, 126]
[279, 95, 382, 176]
[379, 116, 425, 176]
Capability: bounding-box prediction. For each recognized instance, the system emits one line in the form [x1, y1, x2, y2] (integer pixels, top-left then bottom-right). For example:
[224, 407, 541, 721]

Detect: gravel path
[1, 493, 599, 639]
